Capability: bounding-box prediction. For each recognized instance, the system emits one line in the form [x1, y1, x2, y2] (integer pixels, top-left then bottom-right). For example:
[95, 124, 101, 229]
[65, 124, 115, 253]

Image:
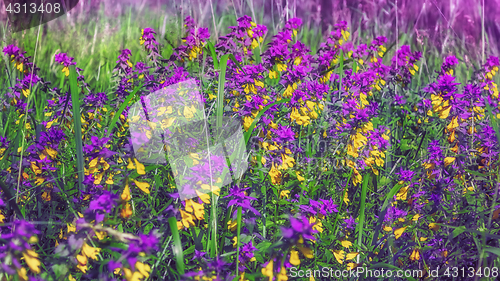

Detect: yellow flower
[134, 158, 146, 175]
[243, 116, 254, 131]
[227, 220, 237, 231]
[340, 240, 352, 248]
[62, 66, 69, 76]
[76, 254, 88, 273]
[135, 261, 151, 279]
[183, 105, 197, 119]
[132, 180, 150, 194]
[276, 62, 287, 72]
[277, 266, 288, 281]
[297, 244, 314, 258]
[439, 106, 451, 119]
[429, 223, 440, 231]
[280, 190, 290, 199]
[81, 242, 100, 261]
[121, 181, 132, 201]
[332, 250, 345, 264]
[269, 163, 282, 185]
[251, 38, 259, 49]
[262, 260, 274, 280]
[396, 185, 409, 201]
[309, 216, 323, 233]
[444, 157, 455, 167]
[347, 262, 358, 270]
[410, 248, 420, 261]
[123, 267, 144, 281]
[394, 227, 407, 239]
[17, 267, 28, 281]
[289, 250, 300, 265]
[22, 250, 41, 274]
[121, 202, 133, 218]
[195, 190, 211, 204]
[185, 199, 205, 220]
[269, 70, 278, 79]
[180, 209, 196, 228]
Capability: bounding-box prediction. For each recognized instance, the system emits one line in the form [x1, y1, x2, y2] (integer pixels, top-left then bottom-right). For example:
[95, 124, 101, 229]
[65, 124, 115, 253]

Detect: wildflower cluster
[1, 12, 500, 281]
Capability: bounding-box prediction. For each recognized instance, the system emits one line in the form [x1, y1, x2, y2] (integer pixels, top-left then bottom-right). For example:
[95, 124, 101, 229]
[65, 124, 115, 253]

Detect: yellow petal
[346, 252, 359, 261]
[410, 248, 420, 261]
[22, 250, 41, 274]
[347, 262, 358, 270]
[429, 223, 440, 231]
[195, 190, 211, 204]
[127, 158, 136, 169]
[394, 227, 407, 239]
[332, 250, 345, 264]
[439, 106, 451, 119]
[444, 157, 455, 167]
[135, 261, 151, 278]
[132, 180, 150, 194]
[81, 242, 100, 260]
[134, 158, 146, 175]
[121, 181, 131, 201]
[17, 268, 28, 281]
[297, 244, 314, 258]
[396, 185, 409, 201]
[340, 240, 352, 248]
[67, 223, 76, 233]
[262, 260, 274, 278]
[289, 250, 300, 266]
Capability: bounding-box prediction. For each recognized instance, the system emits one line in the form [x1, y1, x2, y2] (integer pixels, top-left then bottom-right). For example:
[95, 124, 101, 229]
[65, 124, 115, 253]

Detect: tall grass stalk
[69, 65, 85, 194]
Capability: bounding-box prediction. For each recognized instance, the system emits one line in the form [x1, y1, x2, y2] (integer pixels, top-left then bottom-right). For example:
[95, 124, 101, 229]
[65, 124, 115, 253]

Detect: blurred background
[0, 0, 498, 88]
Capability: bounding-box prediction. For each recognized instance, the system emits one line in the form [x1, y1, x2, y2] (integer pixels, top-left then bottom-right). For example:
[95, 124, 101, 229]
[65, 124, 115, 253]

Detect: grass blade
[356, 174, 370, 263]
[236, 206, 242, 277]
[69, 65, 85, 193]
[243, 98, 291, 145]
[106, 82, 144, 138]
[204, 41, 219, 69]
[168, 216, 185, 275]
[217, 54, 229, 129]
[370, 183, 404, 247]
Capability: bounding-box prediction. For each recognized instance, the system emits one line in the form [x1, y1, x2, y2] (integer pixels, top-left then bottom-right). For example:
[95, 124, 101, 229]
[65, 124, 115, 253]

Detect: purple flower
[397, 168, 415, 182]
[55, 53, 76, 67]
[86, 190, 119, 223]
[441, 55, 459, 73]
[342, 215, 357, 231]
[281, 215, 318, 242]
[394, 94, 406, 105]
[192, 249, 207, 261]
[3, 44, 20, 58]
[140, 28, 158, 52]
[224, 186, 260, 217]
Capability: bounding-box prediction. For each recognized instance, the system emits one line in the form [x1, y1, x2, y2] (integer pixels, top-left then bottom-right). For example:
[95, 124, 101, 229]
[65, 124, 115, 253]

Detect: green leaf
[168, 216, 185, 275]
[204, 41, 219, 69]
[485, 247, 500, 257]
[450, 225, 466, 239]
